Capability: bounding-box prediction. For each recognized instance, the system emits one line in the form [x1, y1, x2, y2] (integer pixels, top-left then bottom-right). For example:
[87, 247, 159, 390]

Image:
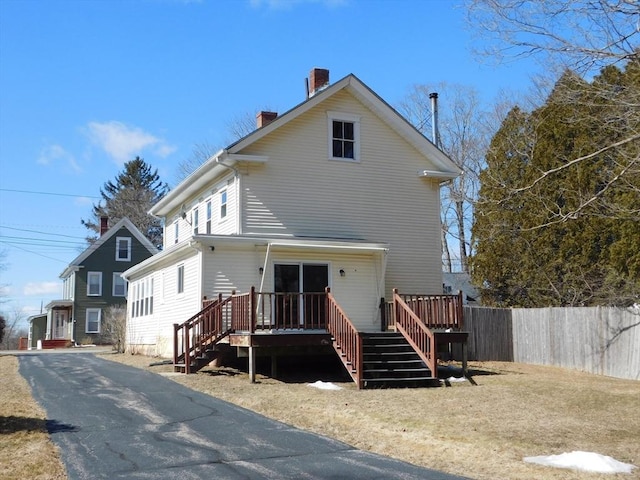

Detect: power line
[0, 188, 100, 199]
[0, 241, 69, 263]
[0, 225, 87, 240]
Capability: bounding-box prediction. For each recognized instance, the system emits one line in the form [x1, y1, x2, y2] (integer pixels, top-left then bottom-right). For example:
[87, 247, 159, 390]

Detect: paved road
[18, 353, 470, 480]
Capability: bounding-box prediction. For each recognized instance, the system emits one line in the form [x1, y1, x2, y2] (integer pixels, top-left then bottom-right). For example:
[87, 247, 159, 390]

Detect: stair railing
[173, 293, 233, 374]
[393, 289, 437, 377]
[325, 287, 363, 388]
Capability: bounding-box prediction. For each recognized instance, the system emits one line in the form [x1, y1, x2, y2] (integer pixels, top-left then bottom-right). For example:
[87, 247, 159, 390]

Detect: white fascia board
[418, 170, 461, 181]
[121, 241, 194, 280]
[193, 234, 389, 253]
[149, 152, 268, 218]
[345, 78, 463, 177]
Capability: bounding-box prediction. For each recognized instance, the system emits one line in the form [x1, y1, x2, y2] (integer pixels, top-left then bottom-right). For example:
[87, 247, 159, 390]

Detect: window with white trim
[86, 308, 101, 333]
[220, 191, 227, 219]
[130, 277, 153, 317]
[206, 199, 212, 233]
[115, 237, 132, 261]
[174, 220, 179, 244]
[177, 264, 185, 294]
[328, 111, 360, 161]
[87, 272, 102, 296]
[113, 273, 127, 297]
[192, 207, 199, 234]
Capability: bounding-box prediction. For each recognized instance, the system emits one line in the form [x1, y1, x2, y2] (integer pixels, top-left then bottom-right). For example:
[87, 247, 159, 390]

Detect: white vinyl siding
[200, 244, 384, 332]
[240, 90, 443, 296]
[126, 251, 200, 357]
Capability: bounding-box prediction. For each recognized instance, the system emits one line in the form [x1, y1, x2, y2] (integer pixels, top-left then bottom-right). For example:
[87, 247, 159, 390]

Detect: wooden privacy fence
[463, 306, 640, 380]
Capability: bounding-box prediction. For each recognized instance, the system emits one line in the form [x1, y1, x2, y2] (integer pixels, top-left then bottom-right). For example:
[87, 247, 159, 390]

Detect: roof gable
[151, 73, 462, 216]
[229, 74, 460, 174]
[60, 217, 158, 278]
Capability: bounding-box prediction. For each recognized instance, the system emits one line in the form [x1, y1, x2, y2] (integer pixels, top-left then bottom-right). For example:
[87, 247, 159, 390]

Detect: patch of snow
[443, 376, 467, 383]
[524, 451, 636, 474]
[307, 380, 342, 390]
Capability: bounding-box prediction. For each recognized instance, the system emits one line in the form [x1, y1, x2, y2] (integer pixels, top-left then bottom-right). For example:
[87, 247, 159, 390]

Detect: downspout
[256, 243, 272, 315]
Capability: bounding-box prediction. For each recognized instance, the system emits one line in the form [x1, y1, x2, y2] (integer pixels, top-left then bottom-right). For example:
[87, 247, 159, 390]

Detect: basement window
[328, 111, 360, 162]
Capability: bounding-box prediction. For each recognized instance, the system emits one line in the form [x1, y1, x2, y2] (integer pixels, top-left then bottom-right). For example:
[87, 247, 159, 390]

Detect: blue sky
[0, 0, 538, 322]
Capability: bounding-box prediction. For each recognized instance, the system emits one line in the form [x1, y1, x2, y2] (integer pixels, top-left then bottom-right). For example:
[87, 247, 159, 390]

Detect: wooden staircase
[172, 288, 467, 389]
[361, 332, 439, 388]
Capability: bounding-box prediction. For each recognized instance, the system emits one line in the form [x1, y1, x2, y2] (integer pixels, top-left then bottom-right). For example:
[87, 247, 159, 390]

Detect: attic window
[327, 111, 360, 162]
[115, 237, 131, 261]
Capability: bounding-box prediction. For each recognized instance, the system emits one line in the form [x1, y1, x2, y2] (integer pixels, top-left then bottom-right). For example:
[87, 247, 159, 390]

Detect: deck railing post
[250, 286, 256, 333]
[173, 323, 179, 366]
[392, 288, 399, 330]
[184, 325, 191, 375]
[457, 290, 464, 329]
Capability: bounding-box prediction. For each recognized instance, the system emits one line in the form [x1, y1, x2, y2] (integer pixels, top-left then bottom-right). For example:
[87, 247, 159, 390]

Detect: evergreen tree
[472, 62, 640, 307]
[82, 157, 169, 247]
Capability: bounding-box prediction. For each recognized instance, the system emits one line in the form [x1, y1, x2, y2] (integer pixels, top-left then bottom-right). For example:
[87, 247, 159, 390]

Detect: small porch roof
[45, 300, 73, 310]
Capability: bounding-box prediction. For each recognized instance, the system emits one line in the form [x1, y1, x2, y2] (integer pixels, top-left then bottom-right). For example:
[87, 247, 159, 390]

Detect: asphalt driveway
[18, 353, 469, 480]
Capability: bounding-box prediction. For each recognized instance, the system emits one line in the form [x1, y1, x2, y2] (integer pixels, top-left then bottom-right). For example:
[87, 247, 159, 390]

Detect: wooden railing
[325, 287, 363, 388]
[173, 294, 233, 374]
[395, 291, 464, 330]
[393, 289, 437, 376]
[229, 288, 329, 332]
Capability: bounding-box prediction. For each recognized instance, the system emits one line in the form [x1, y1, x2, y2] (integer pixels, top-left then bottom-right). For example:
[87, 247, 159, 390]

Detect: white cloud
[86, 121, 176, 165]
[38, 144, 82, 173]
[23, 281, 60, 296]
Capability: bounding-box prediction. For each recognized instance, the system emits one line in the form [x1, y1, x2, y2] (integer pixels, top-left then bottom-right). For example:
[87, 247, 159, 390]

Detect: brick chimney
[100, 216, 109, 236]
[309, 68, 329, 97]
[256, 111, 278, 128]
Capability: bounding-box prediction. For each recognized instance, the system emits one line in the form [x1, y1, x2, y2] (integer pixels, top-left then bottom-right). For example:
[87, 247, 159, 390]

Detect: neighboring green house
[37, 217, 158, 347]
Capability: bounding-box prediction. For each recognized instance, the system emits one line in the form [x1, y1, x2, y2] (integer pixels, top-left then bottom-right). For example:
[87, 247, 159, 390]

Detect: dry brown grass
[4, 350, 638, 480]
[103, 353, 640, 480]
[0, 355, 67, 480]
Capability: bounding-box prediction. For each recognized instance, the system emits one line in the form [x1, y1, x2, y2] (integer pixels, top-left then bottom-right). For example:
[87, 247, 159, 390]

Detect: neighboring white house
[123, 68, 461, 357]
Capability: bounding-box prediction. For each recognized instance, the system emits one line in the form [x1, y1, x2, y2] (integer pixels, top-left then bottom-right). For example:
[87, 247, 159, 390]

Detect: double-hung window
[86, 308, 101, 333]
[192, 207, 199, 235]
[328, 111, 360, 162]
[87, 272, 102, 296]
[206, 199, 212, 233]
[113, 273, 127, 297]
[115, 237, 131, 261]
[177, 264, 185, 294]
[220, 191, 227, 219]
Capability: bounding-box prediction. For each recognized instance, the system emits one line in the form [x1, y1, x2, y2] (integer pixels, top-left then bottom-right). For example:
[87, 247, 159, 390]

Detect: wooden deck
[174, 287, 468, 388]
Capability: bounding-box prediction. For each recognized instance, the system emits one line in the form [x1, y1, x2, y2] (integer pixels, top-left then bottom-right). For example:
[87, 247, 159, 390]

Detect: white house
[123, 69, 462, 369]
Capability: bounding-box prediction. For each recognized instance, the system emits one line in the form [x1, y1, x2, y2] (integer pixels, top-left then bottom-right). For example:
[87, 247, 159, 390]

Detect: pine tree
[82, 157, 169, 247]
[472, 62, 640, 307]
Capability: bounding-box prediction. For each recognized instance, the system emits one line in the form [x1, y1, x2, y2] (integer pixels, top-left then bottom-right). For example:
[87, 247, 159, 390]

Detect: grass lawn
[3, 351, 639, 479]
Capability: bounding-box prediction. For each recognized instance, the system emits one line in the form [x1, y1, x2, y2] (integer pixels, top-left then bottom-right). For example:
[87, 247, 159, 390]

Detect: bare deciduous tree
[465, 0, 640, 225]
[102, 305, 127, 353]
[399, 83, 494, 272]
